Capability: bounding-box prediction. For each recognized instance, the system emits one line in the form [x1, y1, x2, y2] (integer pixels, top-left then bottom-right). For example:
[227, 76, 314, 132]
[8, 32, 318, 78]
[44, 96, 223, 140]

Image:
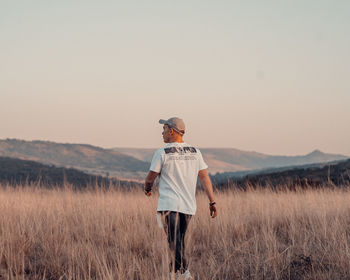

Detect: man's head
[159, 117, 185, 143]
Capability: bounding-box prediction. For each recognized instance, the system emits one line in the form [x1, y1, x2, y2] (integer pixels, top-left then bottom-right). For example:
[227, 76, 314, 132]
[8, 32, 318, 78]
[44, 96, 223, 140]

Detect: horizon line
[1, 137, 349, 158]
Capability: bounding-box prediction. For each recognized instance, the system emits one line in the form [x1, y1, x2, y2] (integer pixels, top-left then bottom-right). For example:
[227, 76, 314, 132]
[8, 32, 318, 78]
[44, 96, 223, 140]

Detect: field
[1, 185, 350, 279]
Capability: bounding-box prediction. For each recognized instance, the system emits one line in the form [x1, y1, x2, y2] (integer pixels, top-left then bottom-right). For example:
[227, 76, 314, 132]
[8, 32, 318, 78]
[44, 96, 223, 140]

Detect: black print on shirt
[168, 155, 196, 161]
[164, 147, 197, 154]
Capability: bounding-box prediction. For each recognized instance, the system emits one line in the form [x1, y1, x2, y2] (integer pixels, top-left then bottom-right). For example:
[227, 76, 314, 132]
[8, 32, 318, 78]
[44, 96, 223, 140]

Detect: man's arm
[144, 171, 159, 196]
[198, 169, 217, 218]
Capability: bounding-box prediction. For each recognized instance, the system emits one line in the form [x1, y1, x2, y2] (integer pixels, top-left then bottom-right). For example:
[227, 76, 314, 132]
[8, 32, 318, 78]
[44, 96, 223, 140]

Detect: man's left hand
[144, 171, 159, 197]
[144, 189, 152, 196]
[144, 185, 152, 196]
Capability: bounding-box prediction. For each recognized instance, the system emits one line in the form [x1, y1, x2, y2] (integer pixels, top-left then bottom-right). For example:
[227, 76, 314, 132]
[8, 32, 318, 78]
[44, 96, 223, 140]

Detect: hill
[0, 157, 139, 188]
[214, 159, 350, 188]
[0, 139, 149, 180]
[112, 147, 348, 174]
[1, 139, 347, 181]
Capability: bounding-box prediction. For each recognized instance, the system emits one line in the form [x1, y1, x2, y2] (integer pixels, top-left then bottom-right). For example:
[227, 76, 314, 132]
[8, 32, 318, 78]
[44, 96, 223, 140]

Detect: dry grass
[1, 185, 350, 279]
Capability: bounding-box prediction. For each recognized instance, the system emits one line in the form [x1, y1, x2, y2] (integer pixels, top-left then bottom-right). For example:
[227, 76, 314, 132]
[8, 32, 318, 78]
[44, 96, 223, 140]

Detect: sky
[1, 0, 349, 156]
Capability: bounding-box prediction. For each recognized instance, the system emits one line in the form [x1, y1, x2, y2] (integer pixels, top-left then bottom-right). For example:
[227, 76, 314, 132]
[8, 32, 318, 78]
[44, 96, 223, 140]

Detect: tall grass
[1, 185, 350, 279]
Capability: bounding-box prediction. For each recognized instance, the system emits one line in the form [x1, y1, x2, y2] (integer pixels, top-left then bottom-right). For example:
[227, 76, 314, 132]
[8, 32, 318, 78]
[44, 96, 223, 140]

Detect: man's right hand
[210, 205, 217, 218]
[198, 169, 217, 218]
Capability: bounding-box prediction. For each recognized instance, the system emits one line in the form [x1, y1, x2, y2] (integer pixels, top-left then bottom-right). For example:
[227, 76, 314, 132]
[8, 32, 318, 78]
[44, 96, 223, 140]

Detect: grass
[1, 185, 350, 279]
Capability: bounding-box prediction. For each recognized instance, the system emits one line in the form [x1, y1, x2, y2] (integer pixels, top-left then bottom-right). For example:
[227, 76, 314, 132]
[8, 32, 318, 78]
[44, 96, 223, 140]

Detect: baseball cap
[159, 117, 185, 135]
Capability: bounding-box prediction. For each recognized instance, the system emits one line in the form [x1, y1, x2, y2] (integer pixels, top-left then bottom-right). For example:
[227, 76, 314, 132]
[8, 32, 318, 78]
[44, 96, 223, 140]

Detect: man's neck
[170, 137, 184, 143]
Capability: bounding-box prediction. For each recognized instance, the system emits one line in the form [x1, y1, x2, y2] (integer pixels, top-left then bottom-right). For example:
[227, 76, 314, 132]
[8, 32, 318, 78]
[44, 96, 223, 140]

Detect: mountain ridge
[112, 147, 348, 174]
[0, 156, 139, 188]
[0, 138, 149, 180]
[0, 139, 348, 180]
[213, 158, 350, 188]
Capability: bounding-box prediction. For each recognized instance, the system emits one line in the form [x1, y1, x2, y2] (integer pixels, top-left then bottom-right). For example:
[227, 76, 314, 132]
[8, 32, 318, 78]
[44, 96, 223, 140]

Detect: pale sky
[1, 0, 349, 156]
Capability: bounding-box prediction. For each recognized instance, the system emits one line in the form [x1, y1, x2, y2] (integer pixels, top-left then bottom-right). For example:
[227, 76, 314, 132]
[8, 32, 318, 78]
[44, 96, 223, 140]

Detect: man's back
[150, 142, 207, 215]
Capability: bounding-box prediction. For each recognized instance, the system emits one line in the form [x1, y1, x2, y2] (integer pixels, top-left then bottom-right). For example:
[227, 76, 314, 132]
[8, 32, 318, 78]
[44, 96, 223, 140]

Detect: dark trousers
[159, 211, 192, 273]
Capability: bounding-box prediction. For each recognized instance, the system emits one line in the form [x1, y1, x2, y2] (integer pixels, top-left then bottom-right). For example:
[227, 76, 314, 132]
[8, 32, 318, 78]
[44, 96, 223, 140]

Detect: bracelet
[209, 202, 216, 207]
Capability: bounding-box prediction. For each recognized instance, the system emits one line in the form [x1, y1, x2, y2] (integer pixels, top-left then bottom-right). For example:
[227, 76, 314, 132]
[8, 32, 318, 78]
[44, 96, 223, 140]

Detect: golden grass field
[1, 185, 350, 279]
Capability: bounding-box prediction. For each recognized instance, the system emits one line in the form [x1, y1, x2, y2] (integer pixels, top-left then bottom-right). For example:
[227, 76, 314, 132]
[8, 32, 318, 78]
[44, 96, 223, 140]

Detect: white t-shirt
[149, 142, 208, 215]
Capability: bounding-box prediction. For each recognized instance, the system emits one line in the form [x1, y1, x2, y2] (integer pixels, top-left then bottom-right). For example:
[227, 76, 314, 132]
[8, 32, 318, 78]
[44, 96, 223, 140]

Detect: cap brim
[159, 119, 167, 124]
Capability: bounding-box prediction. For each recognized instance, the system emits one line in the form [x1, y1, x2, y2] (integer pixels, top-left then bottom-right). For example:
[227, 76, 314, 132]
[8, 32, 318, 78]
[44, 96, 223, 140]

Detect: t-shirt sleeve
[149, 149, 163, 173]
[197, 150, 208, 171]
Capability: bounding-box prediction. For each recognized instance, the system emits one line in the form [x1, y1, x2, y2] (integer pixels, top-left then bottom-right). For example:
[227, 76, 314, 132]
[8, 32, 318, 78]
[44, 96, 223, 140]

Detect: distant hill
[201, 148, 348, 173]
[0, 139, 149, 180]
[0, 157, 139, 188]
[214, 159, 350, 189]
[1, 139, 347, 181]
[112, 147, 348, 174]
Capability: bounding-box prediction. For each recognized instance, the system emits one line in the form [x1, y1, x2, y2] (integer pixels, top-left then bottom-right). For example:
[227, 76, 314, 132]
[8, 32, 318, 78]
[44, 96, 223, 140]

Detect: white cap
[159, 117, 185, 135]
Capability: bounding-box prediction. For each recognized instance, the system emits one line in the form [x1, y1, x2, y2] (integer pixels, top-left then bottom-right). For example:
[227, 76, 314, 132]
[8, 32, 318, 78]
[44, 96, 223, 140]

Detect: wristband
[209, 202, 216, 207]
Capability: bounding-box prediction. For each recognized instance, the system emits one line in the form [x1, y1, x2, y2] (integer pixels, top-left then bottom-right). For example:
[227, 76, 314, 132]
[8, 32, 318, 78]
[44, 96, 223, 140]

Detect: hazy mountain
[0, 139, 149, 180]
[202, 148, 348, 173]
[214, 158, 350, 188]
[113, 148, 156, 162]
[211, 159, 348, 183]
[112, 147, 348, 174]
[0, 156, 139, 188]
[1, 139, 347, 182]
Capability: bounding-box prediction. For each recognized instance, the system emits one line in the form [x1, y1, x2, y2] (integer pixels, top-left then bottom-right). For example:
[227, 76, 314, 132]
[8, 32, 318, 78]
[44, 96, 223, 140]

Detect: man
[144, 117, 217, 280]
